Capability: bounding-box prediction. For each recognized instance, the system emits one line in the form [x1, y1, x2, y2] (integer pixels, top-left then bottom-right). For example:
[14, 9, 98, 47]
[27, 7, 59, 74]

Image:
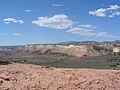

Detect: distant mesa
[0, 40, 120, 58]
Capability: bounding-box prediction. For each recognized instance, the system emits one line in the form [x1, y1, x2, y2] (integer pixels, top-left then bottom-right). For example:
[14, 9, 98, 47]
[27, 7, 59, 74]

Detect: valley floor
[2, 52, 120, 70]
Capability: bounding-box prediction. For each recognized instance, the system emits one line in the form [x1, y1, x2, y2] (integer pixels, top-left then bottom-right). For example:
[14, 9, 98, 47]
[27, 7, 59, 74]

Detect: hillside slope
[19, 44, 111, 58]
[0, 63, 120, 90]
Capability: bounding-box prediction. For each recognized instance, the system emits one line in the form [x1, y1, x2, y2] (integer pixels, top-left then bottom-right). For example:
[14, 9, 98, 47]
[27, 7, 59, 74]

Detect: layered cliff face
[19, 44, 109, 58]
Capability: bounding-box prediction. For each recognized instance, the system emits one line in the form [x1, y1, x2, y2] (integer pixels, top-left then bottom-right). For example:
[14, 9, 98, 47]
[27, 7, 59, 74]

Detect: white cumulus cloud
[25, 9, 33, 13]
[80, 24, 97, 29]
[32, 14, 74, 29]
[107, 5, 120, 10]
[67, 27, 96, 36]
[109, 11, 120, 17]
[67, 24, 118, 38]
[97, 32, 108, 37]
[3, 18, 24, 24]
[89, 8, 106, 17]
[32, 14, 118, 38]
[67, 24, 97, 36]
[89, 5, 120, 17]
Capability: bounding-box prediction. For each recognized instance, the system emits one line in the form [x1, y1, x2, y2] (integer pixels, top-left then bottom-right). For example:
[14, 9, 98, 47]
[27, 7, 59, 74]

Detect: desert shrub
[116, 62, 120, 66]
[110, 64, 116, 67]
[0, 60, 11, 65]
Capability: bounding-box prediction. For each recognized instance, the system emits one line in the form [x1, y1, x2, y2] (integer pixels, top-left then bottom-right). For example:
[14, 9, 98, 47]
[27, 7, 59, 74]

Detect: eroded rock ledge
[0, 63, 120, 90]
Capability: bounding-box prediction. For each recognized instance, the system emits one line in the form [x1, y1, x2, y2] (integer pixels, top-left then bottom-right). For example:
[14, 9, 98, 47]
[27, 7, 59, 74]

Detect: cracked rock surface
[0, 63, 120, 90]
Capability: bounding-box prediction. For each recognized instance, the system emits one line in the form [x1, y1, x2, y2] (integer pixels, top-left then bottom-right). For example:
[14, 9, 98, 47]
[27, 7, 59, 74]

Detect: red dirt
[0, 63, 120, 90]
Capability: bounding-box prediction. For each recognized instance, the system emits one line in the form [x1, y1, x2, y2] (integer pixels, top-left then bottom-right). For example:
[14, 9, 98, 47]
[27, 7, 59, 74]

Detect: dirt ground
[0, 63, 120, 90]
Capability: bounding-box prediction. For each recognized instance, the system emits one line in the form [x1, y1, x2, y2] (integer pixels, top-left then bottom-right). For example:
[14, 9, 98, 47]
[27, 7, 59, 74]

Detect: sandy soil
[0, 63, 120, 90]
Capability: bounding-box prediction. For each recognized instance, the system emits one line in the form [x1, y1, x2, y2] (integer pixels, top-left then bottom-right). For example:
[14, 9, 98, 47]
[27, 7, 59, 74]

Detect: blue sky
[0, 0, 120, 45]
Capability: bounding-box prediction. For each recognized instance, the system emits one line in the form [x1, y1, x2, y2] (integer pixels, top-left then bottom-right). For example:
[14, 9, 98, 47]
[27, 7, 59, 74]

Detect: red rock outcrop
[0, 63, 120, 90]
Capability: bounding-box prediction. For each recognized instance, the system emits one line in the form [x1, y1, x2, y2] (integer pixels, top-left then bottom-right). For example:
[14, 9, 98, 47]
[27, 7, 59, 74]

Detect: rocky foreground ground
[0, 63, 120, 90]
